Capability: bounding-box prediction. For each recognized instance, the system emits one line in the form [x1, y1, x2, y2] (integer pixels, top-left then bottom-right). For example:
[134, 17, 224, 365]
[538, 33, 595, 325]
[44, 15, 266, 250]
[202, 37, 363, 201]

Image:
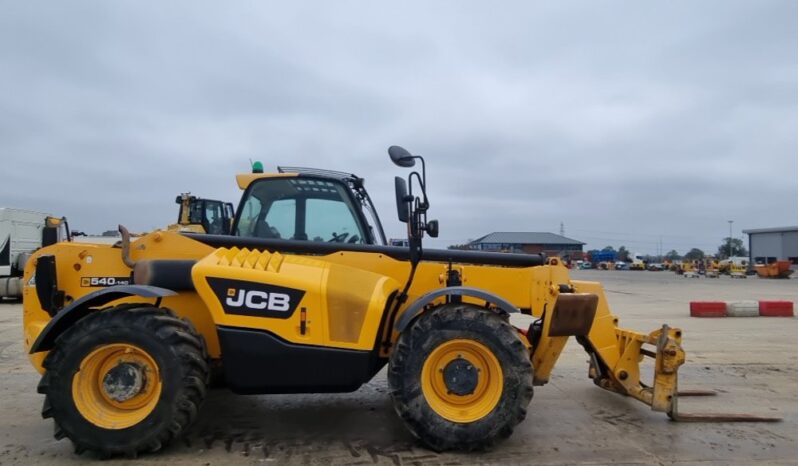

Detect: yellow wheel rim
[421, 339, 504, 423]
[72, 343, 162, 429]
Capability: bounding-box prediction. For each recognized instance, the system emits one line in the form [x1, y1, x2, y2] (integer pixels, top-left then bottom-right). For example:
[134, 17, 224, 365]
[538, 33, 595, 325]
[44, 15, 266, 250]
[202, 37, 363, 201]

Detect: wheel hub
[102, 362, 145, 402]
[73, 343, 163, 429]
[442, 357, 479, 396]
[420, 339, 505, 423]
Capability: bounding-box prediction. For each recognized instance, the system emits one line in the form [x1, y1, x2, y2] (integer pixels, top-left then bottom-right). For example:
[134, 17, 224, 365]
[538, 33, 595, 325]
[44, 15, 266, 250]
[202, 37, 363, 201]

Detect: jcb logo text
[207, 277, 304, 319]
[226, 289, 291, 312]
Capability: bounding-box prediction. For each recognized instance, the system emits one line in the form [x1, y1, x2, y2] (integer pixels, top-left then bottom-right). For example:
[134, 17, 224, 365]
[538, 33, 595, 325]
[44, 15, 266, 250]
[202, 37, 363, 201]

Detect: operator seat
[254, 220, 280, 239]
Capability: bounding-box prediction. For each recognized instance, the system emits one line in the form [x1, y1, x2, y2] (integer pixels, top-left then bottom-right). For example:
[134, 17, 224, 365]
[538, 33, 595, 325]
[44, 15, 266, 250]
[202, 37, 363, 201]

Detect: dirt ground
[1, 270, 796, 465]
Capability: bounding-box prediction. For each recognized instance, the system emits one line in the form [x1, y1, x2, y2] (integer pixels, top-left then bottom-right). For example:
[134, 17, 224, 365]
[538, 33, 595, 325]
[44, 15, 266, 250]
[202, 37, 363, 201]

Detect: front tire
[37, 304, 209, 457]
[388, 304, 533, 451]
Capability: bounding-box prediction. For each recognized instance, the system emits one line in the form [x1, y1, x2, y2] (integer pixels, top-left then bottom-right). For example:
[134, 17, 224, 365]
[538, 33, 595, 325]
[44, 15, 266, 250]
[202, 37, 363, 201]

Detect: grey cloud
[1, 1, 796, 254]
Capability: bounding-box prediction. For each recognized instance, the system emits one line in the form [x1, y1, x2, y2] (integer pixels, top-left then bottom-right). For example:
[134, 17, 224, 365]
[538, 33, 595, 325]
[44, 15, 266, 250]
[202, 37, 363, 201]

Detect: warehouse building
[742, 226, 798, 270]
[468, 232, 585, 259]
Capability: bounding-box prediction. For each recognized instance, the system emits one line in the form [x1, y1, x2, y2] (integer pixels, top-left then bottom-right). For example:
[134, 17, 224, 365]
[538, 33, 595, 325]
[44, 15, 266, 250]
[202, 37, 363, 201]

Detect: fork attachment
[587, 323, 780, 423]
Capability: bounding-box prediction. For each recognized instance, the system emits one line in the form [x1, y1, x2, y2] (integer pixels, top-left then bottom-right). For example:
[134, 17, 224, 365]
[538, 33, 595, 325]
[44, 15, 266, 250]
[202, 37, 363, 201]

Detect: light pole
[728, 220, 733, 259]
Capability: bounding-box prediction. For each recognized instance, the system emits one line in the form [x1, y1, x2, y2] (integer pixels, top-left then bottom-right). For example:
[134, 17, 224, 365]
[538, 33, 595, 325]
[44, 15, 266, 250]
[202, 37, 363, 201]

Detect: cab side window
[305, 199, 363, 243]
[236, 196, 261, 237]
[263, 199, 295, 239]
[204, 202, 225, 235]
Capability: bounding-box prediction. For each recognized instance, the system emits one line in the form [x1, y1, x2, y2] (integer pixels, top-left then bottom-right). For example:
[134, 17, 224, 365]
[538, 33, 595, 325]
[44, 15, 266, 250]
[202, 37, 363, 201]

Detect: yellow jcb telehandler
[166, 193, 235, 234]
[22, 146, 777, 457]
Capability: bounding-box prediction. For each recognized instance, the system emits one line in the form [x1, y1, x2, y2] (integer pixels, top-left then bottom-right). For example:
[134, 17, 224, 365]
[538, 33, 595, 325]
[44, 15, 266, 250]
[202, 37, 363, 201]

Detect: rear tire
[38, 304, 209, 457]
[388, 303, 533, 451]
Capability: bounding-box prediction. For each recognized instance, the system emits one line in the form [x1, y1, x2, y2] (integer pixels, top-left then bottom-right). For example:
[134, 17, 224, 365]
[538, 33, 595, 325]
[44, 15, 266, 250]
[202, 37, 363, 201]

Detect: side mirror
[394, 177, 410, 223]
[426, 219, 439, 238]
[389, 146, 415, 168]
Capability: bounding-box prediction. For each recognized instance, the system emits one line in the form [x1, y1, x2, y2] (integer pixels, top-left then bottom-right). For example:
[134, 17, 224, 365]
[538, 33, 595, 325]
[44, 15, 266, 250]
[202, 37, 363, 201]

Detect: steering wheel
[347, 235, 360, 244]
[328, 232, 349, 243]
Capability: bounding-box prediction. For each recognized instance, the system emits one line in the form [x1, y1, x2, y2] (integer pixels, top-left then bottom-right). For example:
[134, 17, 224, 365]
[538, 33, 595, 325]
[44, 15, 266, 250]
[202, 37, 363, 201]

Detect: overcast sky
[2, 1, 796, 255]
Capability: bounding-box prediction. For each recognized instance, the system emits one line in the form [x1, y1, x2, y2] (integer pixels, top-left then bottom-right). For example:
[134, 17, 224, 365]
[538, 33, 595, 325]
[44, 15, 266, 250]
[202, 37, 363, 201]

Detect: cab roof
[235, 166, 364, 190]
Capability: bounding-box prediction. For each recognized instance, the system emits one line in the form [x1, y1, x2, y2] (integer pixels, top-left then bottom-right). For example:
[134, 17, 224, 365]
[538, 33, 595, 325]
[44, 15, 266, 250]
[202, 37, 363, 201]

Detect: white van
[0, 208, 64, 298]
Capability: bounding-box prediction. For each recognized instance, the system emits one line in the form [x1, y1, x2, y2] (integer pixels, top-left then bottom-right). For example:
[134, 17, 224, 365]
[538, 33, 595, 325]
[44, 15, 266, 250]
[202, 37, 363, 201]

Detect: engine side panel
[192, 247, 400, 351]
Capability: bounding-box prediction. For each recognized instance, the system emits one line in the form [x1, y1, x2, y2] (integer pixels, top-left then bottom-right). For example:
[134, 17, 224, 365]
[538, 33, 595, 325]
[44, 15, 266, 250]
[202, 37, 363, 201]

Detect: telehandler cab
[22, 146, 777, 457]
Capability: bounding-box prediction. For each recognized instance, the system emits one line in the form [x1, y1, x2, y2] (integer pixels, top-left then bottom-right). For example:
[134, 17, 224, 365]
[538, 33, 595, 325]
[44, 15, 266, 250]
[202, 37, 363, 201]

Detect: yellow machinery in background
[21, 147, 778, 457]
[705, 259, 720, 278]
[676, 260, 698, 277]
[167, 193, 235, 235]
[729, 262, 749, 278]
[676, 259, 720, 278]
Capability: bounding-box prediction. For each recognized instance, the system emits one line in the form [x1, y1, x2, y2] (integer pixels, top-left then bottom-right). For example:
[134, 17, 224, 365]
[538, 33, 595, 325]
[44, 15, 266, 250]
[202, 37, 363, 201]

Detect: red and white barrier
[690, 301, 727, 318]
[690, 300, 794, 317]
[759, 301, 794, 317]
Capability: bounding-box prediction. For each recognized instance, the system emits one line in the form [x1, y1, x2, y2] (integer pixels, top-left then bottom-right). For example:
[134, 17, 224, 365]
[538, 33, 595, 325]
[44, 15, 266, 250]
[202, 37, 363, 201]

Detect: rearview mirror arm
[408, 171, 429, 209]
[411, 156, 428, 206]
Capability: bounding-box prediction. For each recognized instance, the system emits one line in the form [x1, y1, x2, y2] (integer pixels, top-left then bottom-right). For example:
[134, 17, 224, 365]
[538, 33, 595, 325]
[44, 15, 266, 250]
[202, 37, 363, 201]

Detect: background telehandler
[167, 193, 235, 235]
[22, 146, 776, 457]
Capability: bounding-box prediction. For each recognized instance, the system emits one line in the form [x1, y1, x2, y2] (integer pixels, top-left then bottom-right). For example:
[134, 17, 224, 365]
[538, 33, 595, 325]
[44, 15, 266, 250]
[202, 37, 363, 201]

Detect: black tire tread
[388, 304, 533, 451]
[38, 304, 209, 457]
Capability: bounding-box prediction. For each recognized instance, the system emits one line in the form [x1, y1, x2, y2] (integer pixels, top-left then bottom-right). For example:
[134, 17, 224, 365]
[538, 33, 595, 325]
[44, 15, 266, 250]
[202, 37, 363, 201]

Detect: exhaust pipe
[118, 225, 137, 269]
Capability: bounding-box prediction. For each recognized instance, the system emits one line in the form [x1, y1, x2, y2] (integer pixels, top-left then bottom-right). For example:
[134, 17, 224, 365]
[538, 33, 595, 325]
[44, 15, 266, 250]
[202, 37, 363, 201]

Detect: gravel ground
[0, 270, 796, 465]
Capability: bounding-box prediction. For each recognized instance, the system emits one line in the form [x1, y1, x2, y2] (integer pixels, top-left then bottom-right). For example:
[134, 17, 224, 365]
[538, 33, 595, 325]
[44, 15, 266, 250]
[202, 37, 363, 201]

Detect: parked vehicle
[0, 208, 68, 299]
[21, 147, 775, 458]
[754, 260, 793, 279]
[630, 254, 646, 270]
[168, 193, 235, 235]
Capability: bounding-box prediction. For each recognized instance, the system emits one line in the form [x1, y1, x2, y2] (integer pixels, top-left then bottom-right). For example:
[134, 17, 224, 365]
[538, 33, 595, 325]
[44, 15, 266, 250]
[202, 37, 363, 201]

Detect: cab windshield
[235, 177, 369, 244]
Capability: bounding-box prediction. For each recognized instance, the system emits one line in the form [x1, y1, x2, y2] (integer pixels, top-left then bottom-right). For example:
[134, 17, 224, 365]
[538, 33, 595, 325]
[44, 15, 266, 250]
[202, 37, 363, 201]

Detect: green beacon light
[252, 161, 264, 174]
